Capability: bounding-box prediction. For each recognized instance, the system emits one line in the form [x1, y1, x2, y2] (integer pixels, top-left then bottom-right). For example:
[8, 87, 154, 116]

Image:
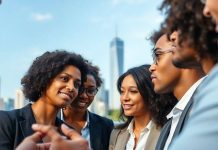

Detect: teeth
[60, 92, 71, 99]
[78, 102, 86, 107]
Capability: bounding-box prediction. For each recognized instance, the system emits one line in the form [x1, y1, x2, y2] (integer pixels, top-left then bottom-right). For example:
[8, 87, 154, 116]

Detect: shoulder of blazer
[88, 111, 114, 128]
[109, 126, 129, 150]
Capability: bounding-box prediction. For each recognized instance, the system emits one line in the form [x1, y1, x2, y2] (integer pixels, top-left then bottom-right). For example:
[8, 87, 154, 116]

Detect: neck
[201, 57, 216, 74]
[31, 98, 59, 125]
[63, 107, 87, 132]
[133, 113, 151, 131]
[174, 68, 205, 100]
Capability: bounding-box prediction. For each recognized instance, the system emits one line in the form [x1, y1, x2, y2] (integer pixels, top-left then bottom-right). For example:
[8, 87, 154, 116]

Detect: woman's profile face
[120, 74, 147, 117]
[43, 65, 81, 108]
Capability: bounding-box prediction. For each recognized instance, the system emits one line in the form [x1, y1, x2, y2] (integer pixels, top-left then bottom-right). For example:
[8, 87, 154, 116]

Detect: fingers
[25, 132, 44, 142]
[61, 124, 83, 140]
[32, 124, 61, 141]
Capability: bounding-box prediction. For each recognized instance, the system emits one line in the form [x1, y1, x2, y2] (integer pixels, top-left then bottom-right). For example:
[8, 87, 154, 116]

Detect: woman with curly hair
[61, 63, 114, 150]
[0, 50, 88, 149]
[109, 65, 176, 150]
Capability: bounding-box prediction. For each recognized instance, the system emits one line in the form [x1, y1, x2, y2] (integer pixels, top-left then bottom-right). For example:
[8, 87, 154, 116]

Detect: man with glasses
[157, 0, 218, 149]
[60, 63, 114, 150]
[149, 31, 205, 150]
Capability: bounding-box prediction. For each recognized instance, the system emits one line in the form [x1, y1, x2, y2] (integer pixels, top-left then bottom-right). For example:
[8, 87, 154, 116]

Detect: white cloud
[31, 13, 53, 22]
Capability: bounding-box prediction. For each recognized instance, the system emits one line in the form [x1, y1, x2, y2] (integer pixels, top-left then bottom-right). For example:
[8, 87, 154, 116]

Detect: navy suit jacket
[0, 104, 65, 150]
[155, 98, 193, 150]
[88, 112, 114, 150]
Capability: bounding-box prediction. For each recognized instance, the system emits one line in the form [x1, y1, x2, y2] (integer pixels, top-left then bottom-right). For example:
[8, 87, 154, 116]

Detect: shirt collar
[127, 119, 154, 134]
[82, 111, 90, 129]
[167, 76, 206, 119]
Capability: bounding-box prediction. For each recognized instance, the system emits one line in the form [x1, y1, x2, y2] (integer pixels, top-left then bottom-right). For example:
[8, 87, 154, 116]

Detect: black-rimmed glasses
[79, 87, 98, 97]
[152, 48, 173, 65]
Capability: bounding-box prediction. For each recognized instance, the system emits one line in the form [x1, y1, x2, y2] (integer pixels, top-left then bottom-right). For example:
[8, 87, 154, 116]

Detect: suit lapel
[155, 118, 172, 150]
[115, 128, 130, 150]
[171, 98, 193, 139]
[19, 104, 36, 138]
[89, 112, 101, 150]
[145, 124, 161, 150]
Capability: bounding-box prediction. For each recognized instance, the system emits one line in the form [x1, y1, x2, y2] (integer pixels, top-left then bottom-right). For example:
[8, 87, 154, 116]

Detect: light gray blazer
[109, 123, 161, 150]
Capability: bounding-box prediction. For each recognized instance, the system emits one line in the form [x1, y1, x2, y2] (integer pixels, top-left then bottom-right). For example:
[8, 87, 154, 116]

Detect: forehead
[61, 65, 81, 77]
[155, 35, 170, 49]
[122, 75, 137, 87]
[84, 74, 96, 86]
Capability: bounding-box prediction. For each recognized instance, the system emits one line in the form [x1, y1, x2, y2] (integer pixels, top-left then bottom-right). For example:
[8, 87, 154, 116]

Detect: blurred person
[202, 0, 218, 32]
[16, 124, 89, 150]
[159, 0, 218, 149]
[0, 50, 88, 149]
[109, 65, 177, 150]
[61, 63, 114, 150]
[149, 32, 205, 150]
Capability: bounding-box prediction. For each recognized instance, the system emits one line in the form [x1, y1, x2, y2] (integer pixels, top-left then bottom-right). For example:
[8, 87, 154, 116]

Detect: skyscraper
[109, 37, 124, 110]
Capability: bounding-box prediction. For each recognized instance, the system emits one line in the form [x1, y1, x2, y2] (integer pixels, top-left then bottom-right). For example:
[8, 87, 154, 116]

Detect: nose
[121, 92, 130, 102]
[149, 63, 156, 73]
[80, 90, 88, 98]
[66, 81, 75, 92]
[203, 6, 211, 17]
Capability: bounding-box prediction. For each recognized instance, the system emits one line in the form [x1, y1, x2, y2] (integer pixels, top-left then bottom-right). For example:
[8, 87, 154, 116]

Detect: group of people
[0, 0, 218, 149]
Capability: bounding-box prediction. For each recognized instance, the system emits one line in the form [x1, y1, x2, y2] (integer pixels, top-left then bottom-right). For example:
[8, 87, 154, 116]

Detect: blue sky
[0, 0, 163, 99]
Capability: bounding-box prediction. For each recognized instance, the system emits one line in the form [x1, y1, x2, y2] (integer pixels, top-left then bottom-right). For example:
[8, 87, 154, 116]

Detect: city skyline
[0, 0, 163, 99]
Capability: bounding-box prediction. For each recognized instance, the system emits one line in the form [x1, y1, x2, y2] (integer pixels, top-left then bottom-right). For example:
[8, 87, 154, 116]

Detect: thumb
[61, 124, 83, 140]
[26, 132, 44, 142]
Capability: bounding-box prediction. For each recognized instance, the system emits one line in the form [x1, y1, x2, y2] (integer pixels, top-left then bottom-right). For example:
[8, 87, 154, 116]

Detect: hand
[32, 123, 89, 150]
[16, 131, 50, 150]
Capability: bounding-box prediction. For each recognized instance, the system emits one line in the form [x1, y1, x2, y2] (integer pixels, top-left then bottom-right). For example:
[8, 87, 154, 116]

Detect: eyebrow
[62, 73, 81, 82]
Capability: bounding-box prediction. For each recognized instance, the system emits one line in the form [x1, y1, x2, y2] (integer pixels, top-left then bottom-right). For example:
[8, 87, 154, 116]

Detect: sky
[0, 0, 164, 99]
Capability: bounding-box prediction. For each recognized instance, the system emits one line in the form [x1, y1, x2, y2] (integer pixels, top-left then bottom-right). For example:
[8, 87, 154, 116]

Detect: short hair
[116, 65, 177, 128]
[160, 0, 218, 63]
[87, 62, 103, 88]
[21, 50, 88, 102]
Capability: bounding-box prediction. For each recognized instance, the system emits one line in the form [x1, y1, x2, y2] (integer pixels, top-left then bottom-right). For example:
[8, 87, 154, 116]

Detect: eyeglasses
[79, 87, 98, 97]
[152, 48, 173, 65]
[200, 0, 206, 4]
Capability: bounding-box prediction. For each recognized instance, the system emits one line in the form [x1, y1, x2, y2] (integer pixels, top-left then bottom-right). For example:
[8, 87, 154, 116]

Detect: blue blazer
[0, 104, 65, 150]
[88, 112, 114, 150]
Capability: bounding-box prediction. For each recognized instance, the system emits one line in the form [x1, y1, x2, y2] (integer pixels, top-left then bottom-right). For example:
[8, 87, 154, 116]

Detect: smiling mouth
[59, 92, 73, 101]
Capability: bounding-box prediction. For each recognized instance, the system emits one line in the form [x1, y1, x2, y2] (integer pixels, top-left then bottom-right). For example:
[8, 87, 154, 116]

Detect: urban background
[0, 0, 163, 120]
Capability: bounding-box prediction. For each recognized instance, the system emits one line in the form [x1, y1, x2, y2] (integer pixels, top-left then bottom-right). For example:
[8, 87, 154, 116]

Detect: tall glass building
[109, 37, 124, 110]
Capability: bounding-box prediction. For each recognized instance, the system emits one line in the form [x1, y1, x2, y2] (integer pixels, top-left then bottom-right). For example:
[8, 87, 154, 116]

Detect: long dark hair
[116, 65, 176, 129]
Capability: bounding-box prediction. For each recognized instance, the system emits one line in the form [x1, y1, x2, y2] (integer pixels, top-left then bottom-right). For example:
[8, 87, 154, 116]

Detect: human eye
[59, 75, 69, 82]
[87, 88, 97, 95]
[74, 81, 81, 90]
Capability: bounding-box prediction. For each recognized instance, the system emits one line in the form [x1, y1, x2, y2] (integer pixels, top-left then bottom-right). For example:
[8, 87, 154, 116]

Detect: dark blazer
[155, 98, 194, 150]
[0, 104, 65, 150]
[88, 111, 114, 150]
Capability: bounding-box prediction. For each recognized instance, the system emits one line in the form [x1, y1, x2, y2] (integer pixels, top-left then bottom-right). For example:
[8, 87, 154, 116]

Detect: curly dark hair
[116, 65, 177, 128]
[87, 62, 103, 88]
[160, 0, 218, 63]
[21, 50, 88, 102]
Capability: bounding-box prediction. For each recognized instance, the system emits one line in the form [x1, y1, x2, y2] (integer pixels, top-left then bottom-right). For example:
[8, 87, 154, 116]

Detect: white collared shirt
[60, 110, 91, 148]
[163, 77, 206, 150]
[126, 119, 154, 150]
